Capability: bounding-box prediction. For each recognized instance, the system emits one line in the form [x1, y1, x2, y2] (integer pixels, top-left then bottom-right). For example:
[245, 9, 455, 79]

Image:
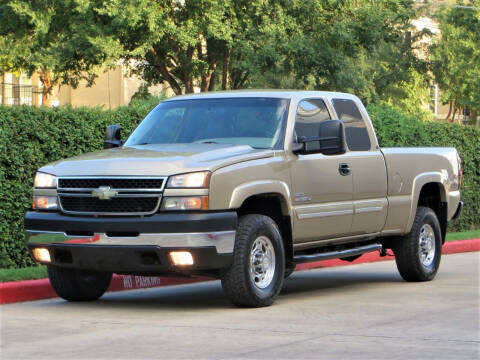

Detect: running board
[293, 243, 382, 264]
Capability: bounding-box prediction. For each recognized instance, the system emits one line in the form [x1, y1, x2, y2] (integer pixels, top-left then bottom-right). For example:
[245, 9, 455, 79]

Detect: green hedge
[0, 98, 159, 268]
[0, 101, 478, 268]
[368, 104, 480, 233]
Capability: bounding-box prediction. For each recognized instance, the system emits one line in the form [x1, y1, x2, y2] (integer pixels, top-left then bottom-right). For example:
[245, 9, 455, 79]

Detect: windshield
[124, 97, 290, 149]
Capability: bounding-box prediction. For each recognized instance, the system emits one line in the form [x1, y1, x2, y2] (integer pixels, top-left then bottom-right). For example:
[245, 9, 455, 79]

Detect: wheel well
[236, 193, 294, 270]
[418, 183, 447, 243]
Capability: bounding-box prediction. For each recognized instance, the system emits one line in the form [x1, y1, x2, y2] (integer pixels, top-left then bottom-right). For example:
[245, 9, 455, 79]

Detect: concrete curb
[1, 239, 478, 305]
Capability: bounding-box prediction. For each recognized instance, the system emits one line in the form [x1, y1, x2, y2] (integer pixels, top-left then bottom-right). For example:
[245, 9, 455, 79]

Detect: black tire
[221, 214, 285, 307]
[393, 207, 442, 282]
[47, 265, 112, 301]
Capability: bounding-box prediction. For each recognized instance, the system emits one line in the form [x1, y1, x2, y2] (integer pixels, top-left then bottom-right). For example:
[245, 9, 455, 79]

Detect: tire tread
[394, 206, 441, 282]
[48, 265, 112, 301]
[221, 214, 284, 307]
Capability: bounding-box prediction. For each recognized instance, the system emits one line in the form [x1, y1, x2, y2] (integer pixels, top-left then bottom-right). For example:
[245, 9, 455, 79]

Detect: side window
[332, 99, 371, 151]
[294, 99, 331, 140]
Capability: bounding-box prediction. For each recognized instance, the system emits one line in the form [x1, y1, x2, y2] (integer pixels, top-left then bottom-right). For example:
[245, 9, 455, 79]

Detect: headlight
[162, 196, 209, 211]
[167, 171, 210, 188]
[34, 172, 57, 188]
[32, 196, 58, 210]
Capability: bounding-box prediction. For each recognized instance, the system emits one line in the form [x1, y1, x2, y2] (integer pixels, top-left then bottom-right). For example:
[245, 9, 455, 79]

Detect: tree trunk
[470, 110, 478, 126]
[150, 47, 183, 96]
[222, 51, 230, 90]
[183, 46, 195, 94]
[38, 70, 53, 107]
[184, 78, 194, 94]
[451, 101, 457, 123]
[200, 75, 209, 92]
[208, 71, 216, 91]
[237, 71, 249, 89]
[445, 100, 453, 121]
[200, 62, 216, 92]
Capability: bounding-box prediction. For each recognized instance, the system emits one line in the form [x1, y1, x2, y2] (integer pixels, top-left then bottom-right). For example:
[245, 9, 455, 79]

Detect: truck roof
[163, 90, 360, 103]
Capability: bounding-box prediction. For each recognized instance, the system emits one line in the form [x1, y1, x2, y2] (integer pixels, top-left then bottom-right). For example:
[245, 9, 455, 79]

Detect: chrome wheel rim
[250, 236, 276, 289]
[419, 224, 436, 267]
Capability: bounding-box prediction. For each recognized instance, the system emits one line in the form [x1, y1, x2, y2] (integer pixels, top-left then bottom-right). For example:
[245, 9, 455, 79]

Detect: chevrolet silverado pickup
[25, 91, 463, 307]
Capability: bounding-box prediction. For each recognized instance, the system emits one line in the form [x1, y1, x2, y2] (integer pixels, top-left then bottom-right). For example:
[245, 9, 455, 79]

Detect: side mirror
[317, 119, 346, 155]
[292, 119, 346, 155]
[104, 124, 123, 149]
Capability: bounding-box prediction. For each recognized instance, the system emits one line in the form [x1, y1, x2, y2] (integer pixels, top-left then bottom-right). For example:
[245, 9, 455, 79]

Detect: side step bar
[293, 243, 382, 264]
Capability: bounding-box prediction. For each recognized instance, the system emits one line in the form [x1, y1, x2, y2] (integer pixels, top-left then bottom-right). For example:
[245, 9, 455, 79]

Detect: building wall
[2, 65, 168, 108]
[53, 65, 167, 108]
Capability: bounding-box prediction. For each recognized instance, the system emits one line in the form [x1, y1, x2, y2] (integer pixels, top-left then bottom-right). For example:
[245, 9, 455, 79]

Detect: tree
[0, 1, 124, 106]
[100, 0, 428, 103]
[431, 0, 480, 123]
[246, 0, 430, 107]
[99, 0, 281, 95]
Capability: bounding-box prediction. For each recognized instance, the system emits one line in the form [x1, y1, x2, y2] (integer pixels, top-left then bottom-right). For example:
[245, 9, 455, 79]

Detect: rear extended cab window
[331, 99, 371, 151]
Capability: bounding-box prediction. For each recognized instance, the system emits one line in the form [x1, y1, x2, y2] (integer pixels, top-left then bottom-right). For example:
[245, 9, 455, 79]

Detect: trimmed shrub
[368, 104, 479, 232]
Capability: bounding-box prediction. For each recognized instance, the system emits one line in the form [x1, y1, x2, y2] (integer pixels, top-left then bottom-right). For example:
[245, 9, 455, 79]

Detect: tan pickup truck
[25, 91, 463, 307]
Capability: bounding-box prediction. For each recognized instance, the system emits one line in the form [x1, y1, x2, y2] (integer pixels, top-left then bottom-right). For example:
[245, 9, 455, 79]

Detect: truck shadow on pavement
[43, 268, 403, 310]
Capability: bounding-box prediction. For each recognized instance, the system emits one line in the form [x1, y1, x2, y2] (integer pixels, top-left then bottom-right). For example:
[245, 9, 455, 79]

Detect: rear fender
[406, 172, 447, 233]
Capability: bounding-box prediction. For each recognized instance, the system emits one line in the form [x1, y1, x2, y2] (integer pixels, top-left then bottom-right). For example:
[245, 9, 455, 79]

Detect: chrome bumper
[26, 230, 236, 254]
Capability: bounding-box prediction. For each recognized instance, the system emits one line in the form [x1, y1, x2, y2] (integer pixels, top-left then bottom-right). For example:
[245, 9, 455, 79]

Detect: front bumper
[25, 211, 237, 274]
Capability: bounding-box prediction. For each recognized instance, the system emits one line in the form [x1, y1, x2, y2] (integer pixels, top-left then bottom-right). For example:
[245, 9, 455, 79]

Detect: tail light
[456, 152, 463, 189]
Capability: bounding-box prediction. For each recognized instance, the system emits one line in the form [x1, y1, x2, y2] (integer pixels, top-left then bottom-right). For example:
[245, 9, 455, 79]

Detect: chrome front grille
[57, 176, 166, 216]
[58, 178, 165, 192]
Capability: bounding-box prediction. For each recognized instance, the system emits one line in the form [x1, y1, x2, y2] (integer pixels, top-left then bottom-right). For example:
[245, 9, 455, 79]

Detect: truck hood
[39, 144, 274, 177]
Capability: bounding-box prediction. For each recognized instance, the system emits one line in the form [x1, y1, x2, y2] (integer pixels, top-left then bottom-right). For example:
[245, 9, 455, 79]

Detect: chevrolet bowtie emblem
[91, 186, 118, 200]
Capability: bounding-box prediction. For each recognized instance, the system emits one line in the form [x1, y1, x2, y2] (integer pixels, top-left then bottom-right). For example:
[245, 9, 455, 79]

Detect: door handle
[339, 163, 351, 176]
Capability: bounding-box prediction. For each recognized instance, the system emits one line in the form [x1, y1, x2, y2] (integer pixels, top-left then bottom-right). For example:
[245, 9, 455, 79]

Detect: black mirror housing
[104, 125, 123, 149]
[318, 119, 346, 155]
[292, 119, 345, 156]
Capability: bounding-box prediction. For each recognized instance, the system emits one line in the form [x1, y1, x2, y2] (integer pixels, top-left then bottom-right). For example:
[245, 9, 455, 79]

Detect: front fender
[229, 180, 292, 214]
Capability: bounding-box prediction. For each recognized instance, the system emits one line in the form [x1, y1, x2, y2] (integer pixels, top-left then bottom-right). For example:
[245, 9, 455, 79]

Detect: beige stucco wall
[52, 65, 167, 108]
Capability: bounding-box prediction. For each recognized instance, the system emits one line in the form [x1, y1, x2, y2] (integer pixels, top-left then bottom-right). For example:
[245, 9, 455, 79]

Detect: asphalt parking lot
[1, 252, 479, 360]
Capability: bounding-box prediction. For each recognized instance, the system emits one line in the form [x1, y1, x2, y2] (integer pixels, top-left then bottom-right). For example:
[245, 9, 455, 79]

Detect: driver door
[290, 99, 354, 243]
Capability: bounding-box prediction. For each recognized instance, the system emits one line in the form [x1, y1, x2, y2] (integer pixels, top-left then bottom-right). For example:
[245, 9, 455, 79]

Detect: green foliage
[0, 0, 432, 114]
[431, 1, 480, 119]
[247, 0, 430, 109]
[0, 265, 47, 282]
[0, 0, 125, 103]
[0, 98, 160, 268]
[368, 103, 480, 232]
[445, 229, 480, 242]
[89, 0, 431, 107]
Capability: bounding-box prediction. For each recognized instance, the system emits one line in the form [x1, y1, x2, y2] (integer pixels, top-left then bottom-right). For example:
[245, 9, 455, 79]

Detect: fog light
[32, 248, 51, 263]
[32, 195, 58, 210]
[170, 251, 194, 266]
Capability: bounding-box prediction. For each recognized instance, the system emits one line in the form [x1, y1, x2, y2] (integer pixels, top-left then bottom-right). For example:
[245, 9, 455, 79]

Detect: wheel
[221, 214, 285, 307]
[393, 207, 442, 282]
[47, 265, 112, 301]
